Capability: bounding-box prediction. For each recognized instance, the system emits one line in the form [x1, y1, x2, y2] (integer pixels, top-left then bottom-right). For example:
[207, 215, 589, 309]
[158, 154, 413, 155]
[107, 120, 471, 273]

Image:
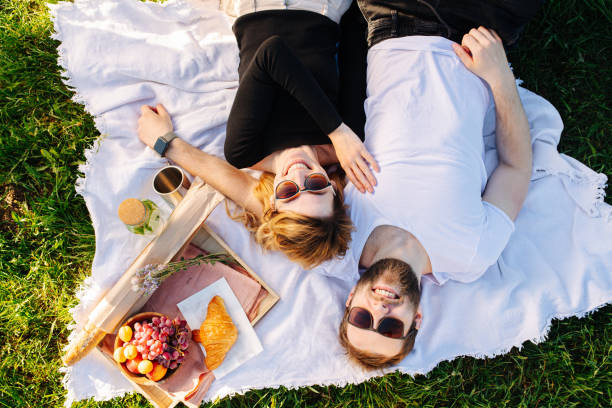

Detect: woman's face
[272, 147, 336, 218]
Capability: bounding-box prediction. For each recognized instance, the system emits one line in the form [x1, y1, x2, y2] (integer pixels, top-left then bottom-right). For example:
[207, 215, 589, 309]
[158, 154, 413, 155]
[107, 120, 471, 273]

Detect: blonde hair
[229, 172, 353, 270]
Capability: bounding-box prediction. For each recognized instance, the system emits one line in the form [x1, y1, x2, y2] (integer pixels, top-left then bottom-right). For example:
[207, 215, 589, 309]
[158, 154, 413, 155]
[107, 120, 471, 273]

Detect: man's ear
[345, 286, 356, 307]
[414, 304, 423, 331]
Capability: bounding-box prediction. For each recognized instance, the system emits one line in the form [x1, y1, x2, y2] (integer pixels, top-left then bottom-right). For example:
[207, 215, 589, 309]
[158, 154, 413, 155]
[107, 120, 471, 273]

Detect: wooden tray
[95, 179, 279, 408]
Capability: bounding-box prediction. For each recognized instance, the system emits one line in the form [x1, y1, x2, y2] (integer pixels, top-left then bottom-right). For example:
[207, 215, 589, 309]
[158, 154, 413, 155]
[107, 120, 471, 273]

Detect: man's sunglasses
[275, 173, 332, 200]
[345, 306, 416, 339]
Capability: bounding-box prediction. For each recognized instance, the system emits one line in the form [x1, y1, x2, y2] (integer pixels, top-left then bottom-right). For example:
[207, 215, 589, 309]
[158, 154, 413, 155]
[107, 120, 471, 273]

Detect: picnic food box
[62, 178, 279, 407]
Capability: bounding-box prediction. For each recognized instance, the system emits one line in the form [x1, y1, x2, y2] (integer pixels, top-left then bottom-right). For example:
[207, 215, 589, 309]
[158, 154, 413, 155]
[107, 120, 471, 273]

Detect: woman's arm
[138, 105, 263, 216]
[224, 35, 343, 169]
[226, 35, 378, 192]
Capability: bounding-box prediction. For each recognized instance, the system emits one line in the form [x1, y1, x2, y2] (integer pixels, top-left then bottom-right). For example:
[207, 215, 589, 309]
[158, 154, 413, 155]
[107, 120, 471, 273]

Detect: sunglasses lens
[304, 173, 330, 191]
[276, 181, 299, 199]
[348, 307, 372, 329]
[377, 317, 405, 339]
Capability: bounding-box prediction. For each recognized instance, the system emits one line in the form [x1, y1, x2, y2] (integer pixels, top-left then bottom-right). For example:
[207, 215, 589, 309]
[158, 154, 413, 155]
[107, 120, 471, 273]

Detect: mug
[152, 165, 191, 208]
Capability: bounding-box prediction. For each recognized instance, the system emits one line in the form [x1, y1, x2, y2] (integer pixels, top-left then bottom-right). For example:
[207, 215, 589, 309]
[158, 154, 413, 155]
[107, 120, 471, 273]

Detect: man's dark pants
[356, 0, 546, 47]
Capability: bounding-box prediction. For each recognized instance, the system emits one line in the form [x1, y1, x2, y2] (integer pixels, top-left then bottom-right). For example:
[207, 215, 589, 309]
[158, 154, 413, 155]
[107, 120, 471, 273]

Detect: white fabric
[49, 1, 612, 407]
[177, 278, 264, 380]
[232, 0, 351, 23]
[344, 36, 516, 284]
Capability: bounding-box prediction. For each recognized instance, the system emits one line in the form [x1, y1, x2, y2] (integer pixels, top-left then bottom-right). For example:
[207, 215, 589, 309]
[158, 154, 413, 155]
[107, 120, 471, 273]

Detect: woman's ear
[331, 179, 338, 191]
[269, 194, 275, 211]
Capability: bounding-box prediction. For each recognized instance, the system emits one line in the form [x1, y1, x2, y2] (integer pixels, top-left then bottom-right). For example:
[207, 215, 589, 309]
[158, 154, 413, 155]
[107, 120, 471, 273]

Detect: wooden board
[99, 181, 279, 408]
[63, 178, 225, 366]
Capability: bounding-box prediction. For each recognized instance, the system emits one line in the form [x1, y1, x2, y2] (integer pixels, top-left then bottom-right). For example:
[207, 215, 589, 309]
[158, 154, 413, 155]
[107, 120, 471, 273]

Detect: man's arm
[453, 27, 532, 220]
[138, 104, 263, 216]
[481, 78, 532, 220]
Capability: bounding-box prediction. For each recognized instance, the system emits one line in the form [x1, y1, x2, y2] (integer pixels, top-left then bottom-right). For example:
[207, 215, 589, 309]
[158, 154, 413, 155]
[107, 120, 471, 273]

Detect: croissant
[195, 295, 238, 370]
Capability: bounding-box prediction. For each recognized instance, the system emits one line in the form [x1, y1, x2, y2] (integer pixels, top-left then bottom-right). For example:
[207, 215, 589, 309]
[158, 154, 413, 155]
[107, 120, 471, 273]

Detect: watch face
[153, 137, 167, 156]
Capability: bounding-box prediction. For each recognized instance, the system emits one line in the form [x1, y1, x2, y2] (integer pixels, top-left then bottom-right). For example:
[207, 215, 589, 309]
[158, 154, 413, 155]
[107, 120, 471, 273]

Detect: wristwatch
[153, 131, 178, 157]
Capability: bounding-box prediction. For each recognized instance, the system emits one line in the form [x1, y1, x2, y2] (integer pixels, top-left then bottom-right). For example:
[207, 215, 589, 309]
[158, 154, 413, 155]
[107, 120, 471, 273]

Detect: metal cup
[152, 165, 191, 208]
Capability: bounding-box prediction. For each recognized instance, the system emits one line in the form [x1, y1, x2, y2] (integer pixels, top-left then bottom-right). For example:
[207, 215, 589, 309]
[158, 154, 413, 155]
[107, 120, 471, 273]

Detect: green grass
[0, 0, 610, 407]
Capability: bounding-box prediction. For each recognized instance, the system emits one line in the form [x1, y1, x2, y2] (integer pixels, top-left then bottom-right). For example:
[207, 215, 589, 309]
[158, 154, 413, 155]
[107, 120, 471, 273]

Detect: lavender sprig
[131, 253, 232, 295]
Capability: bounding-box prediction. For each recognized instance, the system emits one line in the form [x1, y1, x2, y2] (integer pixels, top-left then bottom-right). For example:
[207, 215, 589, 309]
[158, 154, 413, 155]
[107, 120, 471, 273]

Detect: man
[337, 0, 544, 369]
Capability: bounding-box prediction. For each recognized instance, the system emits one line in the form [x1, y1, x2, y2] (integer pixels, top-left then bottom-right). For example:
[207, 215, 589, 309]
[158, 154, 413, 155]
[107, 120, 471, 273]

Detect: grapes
[119, 314, 190, 375]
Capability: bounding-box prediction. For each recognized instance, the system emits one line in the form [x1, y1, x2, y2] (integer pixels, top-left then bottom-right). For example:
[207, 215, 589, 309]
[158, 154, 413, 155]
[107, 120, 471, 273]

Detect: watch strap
[153, 131, 178, 157]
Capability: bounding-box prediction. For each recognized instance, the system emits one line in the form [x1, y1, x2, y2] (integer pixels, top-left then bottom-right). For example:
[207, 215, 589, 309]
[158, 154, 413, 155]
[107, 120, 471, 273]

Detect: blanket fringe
[404, 299, 611, 377]
[74, 135, 106, 197]
[49, 2, 611, 406]
[194, 299, 612, 405]
[48, 2, 110, 199]
[534, 156, 610, 220]
[49, 3, 117, 406]
[61, 363, 132, 408]
[49, 0, 107, 329]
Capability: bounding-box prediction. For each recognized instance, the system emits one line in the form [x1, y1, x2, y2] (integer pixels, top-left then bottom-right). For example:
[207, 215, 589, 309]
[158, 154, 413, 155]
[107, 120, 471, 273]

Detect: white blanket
[50, 0, 612, 406]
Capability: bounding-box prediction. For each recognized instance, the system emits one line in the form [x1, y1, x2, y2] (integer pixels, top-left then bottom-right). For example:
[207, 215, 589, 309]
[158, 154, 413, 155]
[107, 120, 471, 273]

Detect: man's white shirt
[344, 36, 515, 285]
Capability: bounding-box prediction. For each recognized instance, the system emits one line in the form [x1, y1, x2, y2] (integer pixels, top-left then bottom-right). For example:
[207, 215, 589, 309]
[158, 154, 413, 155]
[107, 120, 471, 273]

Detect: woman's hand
[137, 104, 174, 148]
[452, 27, 515, 90]
[328, 123, 379, 193]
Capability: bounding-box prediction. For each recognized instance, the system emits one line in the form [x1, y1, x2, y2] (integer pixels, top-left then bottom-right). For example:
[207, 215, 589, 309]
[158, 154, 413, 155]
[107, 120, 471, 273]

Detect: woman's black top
[224, 9, 366, 169]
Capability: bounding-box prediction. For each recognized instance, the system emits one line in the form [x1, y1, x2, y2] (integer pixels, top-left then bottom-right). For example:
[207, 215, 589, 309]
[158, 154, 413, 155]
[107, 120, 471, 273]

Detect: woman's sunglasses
[275, 173, 332, 200]
[345, 306, 416, 339]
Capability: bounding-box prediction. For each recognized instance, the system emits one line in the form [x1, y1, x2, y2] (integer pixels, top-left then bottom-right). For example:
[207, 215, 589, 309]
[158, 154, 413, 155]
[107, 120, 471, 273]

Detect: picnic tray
[63, 178, 279, 407]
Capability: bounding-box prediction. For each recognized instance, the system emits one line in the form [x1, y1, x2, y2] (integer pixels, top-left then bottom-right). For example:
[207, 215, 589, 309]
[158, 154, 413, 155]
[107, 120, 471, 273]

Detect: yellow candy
[113, 347, 126, 363]
[138, 359, 154, 374]
[118, 326, 133, 343]
[123, 344, 138, 360]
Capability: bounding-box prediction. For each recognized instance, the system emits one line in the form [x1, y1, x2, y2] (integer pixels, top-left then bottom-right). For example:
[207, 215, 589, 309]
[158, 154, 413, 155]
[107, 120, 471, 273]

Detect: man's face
[345, 265, 422, 358]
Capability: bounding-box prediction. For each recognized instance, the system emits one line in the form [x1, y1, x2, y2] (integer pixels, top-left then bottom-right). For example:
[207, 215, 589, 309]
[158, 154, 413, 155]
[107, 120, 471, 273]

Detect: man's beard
[356, 258, 421, 305]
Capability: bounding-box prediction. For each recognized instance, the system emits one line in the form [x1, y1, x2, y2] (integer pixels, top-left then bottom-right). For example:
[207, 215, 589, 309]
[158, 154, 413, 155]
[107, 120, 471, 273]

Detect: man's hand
[137, 104, 174, 148]
[452, 27, 514, 90]
[328, 123, 379, 193]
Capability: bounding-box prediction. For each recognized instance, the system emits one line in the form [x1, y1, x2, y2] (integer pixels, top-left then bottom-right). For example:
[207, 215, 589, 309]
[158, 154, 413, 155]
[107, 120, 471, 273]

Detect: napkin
[177, 277, 264, 380]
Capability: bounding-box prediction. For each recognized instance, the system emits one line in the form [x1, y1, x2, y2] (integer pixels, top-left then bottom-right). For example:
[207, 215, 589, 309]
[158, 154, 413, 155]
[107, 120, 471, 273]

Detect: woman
[137, 0, 376, 269]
